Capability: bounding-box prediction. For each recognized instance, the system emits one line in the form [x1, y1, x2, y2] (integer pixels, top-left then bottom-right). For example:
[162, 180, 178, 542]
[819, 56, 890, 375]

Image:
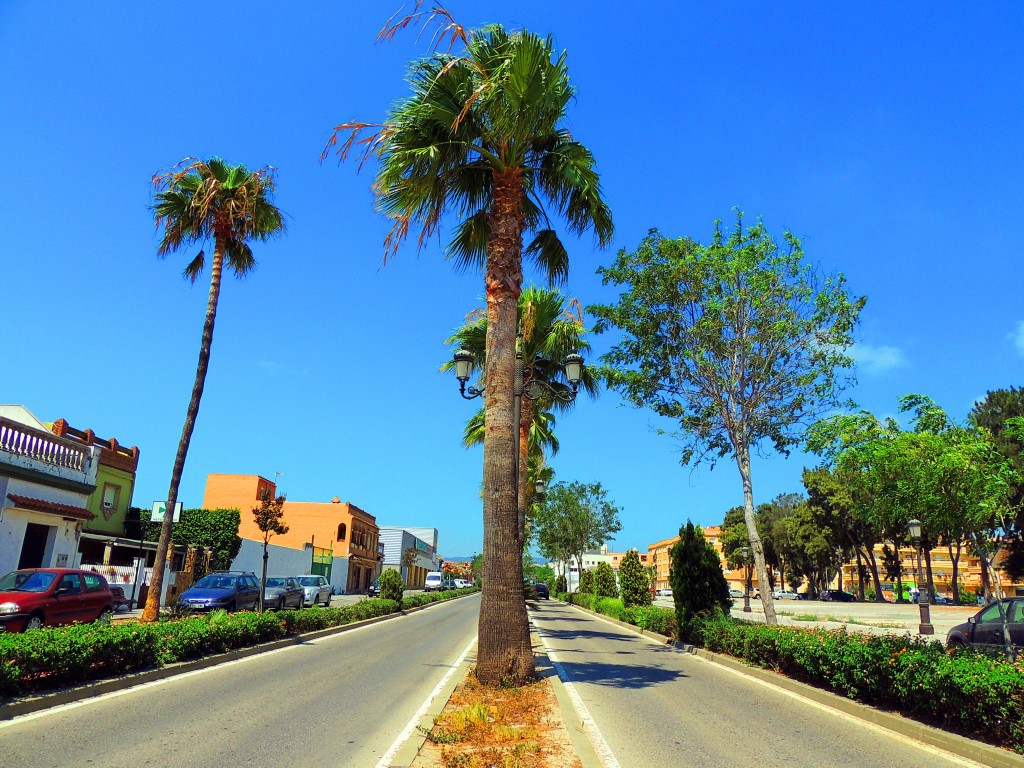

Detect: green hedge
[0, 588, 478, 698]
[561, 593, 677, 639]
[696, 618, 1024, 754]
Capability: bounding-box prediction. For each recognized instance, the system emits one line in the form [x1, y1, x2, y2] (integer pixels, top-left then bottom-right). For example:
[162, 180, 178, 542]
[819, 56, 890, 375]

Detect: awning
[6, 493, 95, 521]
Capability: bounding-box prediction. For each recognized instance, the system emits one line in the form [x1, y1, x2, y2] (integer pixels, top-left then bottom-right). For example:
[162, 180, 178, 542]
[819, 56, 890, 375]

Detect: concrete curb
[390, 644, 478, 767]
[530, 630, 605, 768]
[561, 600, 1024, 768]
[0, 591, 480, 722]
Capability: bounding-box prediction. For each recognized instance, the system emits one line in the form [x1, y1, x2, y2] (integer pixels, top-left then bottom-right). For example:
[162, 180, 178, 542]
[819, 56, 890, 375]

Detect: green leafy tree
[578, 568, 594, 594]
[140, 507, 242, 571]
[253, 495, 289, 612]
[669, 521, 732, 641]
[534, 480, 622, 583]
[327, 13, 612, 686]
[970, 387, 1024, 580]
[591, 215, 864, 625]
[378, 568, 406, 603]
[593, 561, 618, 599]
[143, 158, 285, 623]
[554, 574, 567, 593]
[618, 549, 651, 608]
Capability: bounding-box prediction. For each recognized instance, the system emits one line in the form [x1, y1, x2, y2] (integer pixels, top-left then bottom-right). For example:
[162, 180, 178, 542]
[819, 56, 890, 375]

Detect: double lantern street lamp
[452, 347, 584, 533]
[907, 519, 934, 636]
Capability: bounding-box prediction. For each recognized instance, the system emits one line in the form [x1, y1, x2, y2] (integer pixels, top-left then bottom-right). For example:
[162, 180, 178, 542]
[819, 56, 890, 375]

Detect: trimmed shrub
[578, 568, 593, 594]
[669, 520, 731, 641]
[554, 574, 567, 594]
[0, 588, 478, 698]
[696, 617, 1024, 754]
[378, 568, 405, 603]
[618, 549, 652, 608]
[594, 562, 618, 599]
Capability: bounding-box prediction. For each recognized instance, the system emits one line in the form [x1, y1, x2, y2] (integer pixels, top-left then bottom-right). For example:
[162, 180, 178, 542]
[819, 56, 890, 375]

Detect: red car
[0, 568, 115, 632]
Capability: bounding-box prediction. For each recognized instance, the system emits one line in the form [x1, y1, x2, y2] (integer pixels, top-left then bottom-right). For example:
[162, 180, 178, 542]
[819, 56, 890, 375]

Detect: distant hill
[442, 556, 475, 563]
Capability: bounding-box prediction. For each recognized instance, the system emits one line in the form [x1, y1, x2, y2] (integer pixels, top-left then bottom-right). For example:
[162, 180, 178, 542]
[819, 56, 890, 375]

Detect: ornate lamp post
[908, 519, 934, 635]
[741, 546, 752, 613]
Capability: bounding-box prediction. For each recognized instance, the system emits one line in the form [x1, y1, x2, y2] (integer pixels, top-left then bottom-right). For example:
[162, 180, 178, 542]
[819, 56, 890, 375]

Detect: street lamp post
[908, 519, 934, 635]
[452, 347, 585, 538]
[741, 546, 752, 613]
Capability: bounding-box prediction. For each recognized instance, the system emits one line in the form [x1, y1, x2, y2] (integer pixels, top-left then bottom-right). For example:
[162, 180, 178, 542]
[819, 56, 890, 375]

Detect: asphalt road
[2, 593, 481, 768]
[531, 601, 982, 768]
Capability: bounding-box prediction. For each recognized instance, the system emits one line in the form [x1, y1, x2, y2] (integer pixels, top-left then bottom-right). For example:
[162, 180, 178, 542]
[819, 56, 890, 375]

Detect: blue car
[178, 572, 260, 612]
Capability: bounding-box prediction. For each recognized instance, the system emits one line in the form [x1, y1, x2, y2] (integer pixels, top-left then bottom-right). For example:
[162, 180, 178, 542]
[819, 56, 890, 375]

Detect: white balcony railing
[0, 416, 96, 486]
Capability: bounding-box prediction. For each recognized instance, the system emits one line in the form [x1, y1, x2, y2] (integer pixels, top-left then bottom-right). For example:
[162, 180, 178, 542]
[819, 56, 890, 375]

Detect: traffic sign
[151, 501, 183, 523]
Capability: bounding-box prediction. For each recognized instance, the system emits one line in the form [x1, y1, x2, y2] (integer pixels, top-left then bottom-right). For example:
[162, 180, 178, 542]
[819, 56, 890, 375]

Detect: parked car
[0, 568, 115, 633]
[821, 590, 857, 602]
[455, 578, 471, 589]
[423, 571, 444, 592]
[442, 577, 458, 591]
[932, 595, 954, 606]
[178, 572, 260, 612]
[728, 588, 744, 599]
[657, 588, 673, 597]
[773, 590, 801, 600]
[296, 575, 332, 607]
[263, 577, 305, 610]
[534, 582, 550, 600]
[947, 598, 1024, 650]
[367, 578, 381, 598]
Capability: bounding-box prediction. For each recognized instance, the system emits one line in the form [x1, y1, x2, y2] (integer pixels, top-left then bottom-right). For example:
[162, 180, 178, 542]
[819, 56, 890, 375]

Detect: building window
[337, 523, 347, 542]
[101, 484, 120, 513]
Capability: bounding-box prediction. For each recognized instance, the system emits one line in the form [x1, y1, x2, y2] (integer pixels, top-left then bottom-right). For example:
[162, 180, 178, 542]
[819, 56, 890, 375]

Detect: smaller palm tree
[142, 157, 285, 623]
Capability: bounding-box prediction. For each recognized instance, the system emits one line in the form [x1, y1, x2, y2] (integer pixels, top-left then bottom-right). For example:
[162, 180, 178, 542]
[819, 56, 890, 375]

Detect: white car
[657, 588, 673, 597]
[773, 590, 800, 600]
[729, 588, 744, 599]
[423, 571, 444, 592]
[296, 574, 333, 606]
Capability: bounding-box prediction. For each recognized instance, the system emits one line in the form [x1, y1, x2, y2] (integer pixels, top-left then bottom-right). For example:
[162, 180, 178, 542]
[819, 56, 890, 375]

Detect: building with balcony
[203, 474, 382, 594]
[379, 526, 439, 588]
[0, 406, 99, 575]
[647, 526, 753, 593]
[48, 418, 140, 538]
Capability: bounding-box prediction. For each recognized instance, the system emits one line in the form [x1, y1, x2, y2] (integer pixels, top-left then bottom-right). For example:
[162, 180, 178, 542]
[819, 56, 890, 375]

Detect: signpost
[151, 501, 183, 523]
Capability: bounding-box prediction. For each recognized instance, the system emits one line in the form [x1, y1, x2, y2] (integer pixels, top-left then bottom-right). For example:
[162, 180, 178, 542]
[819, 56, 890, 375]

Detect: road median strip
[0, 589, 480, 722]
[558, 599, 1024, 768]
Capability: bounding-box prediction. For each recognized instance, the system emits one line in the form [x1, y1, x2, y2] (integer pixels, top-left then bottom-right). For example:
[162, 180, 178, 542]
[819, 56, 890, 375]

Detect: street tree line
[715, 388, 1024, 604]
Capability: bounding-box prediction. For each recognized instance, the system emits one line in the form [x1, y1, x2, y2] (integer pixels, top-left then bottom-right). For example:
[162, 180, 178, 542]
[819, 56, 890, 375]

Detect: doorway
[19, 523, 53, 569]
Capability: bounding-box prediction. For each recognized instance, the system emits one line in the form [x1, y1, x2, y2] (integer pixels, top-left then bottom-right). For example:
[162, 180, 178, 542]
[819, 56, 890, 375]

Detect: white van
[424, 571, 443, 592]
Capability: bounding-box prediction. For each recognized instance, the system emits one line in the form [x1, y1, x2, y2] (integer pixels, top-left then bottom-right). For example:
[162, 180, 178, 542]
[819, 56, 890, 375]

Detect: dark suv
[178, 572, 260, 612]
[534, 582, 550, 600]
[947, 598, 1023, 650]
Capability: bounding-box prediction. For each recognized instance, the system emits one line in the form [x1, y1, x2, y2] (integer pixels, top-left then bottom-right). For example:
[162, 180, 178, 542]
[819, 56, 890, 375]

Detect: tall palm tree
[325, 19, 612, 684]
[142, 157, 285, 623]
[446, 285, 599, 538]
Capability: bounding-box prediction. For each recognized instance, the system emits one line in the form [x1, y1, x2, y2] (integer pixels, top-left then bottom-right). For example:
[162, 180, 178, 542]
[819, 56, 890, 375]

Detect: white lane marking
[0, 597, 481, 729]
[534, 625, 623, 768]
[373, 635, 477, 768]
[563, 605, 986, 768]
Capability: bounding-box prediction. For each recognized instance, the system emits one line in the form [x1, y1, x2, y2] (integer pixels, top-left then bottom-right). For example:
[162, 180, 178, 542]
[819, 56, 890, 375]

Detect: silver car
[263, 577, 305, 610]
[296, 575, 333, 607]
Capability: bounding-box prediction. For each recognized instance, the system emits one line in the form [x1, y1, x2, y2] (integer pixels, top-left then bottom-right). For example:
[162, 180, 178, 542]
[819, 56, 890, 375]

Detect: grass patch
[421, 670, 576, 768]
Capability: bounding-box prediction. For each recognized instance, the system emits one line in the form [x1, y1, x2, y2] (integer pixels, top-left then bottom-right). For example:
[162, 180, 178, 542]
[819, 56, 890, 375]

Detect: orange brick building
[203, 474, 382, 593]
[648, 525, 755, 593]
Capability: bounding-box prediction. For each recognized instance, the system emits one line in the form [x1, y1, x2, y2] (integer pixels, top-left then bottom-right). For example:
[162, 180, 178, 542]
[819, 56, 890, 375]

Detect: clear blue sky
[2, 3, 1021, 558]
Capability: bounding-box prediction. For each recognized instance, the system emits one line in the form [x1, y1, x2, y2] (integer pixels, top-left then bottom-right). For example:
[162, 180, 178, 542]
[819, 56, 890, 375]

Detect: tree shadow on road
[554, 657, 687, 689]
[536, 627, 634, 642]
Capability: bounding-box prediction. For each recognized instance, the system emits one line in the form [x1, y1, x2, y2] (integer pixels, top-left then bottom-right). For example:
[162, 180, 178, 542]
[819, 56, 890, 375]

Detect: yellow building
[647, 525, 757, 593]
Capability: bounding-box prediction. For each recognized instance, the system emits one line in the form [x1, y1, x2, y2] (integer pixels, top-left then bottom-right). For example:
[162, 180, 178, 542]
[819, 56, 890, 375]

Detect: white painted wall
[229, 539, 351, 594]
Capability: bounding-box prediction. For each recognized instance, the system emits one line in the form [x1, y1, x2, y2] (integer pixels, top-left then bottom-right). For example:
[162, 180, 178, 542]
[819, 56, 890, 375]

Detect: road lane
[3, 594, 481, 768]
[531, 601, 982, 768]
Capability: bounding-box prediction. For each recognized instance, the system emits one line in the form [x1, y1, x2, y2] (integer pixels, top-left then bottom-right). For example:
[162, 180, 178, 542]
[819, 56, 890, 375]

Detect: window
[978, 603, 1006, 624]
[58, 574, 83, 594]
[337, 523, 347, 542]
[101, 484, 120, 511]
[83, 573, 105, 592]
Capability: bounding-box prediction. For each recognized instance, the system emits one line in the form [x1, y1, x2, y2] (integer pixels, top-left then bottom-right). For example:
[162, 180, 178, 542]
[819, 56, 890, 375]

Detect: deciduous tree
[592, 215, 864, 624]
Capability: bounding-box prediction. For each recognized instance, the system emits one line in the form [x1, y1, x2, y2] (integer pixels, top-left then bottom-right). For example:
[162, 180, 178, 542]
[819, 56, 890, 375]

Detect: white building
[378, 526, 438, 588]
[549, 545, 616, 591]
[0, 406, 99, 575]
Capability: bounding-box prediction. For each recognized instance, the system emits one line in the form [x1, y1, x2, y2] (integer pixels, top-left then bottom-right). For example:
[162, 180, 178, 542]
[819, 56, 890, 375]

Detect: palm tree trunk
[477, 169, 534, 686]
[517, 395, 534, 545]
[141, 241, 225, 622]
